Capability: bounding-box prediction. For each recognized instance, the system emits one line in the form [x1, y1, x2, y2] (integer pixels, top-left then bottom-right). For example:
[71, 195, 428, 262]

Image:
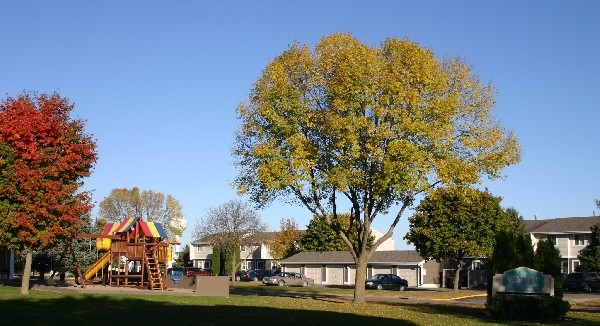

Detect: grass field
[1, 283, 599, 325]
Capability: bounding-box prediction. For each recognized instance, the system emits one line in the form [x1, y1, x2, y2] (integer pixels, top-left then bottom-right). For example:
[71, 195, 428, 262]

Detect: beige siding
[422, 260, 442, 287]
[556, 236, 569, 256]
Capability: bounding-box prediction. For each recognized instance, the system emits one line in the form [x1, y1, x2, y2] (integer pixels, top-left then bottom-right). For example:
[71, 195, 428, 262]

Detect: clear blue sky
[1, 1, 598, 250]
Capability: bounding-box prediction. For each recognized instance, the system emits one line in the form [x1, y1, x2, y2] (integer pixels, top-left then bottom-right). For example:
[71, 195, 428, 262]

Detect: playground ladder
[144, 246, 166, 290]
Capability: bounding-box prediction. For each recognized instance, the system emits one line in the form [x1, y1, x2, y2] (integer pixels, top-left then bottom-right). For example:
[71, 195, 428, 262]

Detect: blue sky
[1, 1, 598, 250]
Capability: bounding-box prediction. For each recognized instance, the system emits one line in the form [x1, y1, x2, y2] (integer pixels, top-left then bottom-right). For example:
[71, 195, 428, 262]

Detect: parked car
[167, 268, 184, 275]
[183, 267, 214, 276]
[228, 270, 245, 281]
[365, 274, 408, 291]
[262, 272, 314, 287]
[240, 269, 271, 281]
[565, 272, 600, 292]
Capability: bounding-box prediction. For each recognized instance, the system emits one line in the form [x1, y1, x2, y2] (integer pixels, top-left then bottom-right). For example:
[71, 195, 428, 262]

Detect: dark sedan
[240, 269, 271, 281]
[365, 274, 408, 291]
[565, 272, 600, 292]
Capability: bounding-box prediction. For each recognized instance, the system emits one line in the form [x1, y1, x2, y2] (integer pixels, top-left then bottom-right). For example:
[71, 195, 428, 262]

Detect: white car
[262, 272, 314, 287]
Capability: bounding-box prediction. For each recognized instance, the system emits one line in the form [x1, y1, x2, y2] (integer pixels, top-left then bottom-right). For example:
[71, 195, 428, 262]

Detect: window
[573, 260, 580, 272]
[203, 261, 211, 269]
[240, 245, 247, 252]
[547, 235, 557, 245]
[574, 235, 585, 246]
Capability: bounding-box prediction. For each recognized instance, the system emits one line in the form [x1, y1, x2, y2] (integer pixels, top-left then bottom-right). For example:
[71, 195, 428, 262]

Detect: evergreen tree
[534, 239, 564, 298]
[515, 232, 535, 267]
[211, 247, 221, 275]
[31, 250, 56, 279]
[173, 245, 192, 268]
[577, 222, 600, 272]
[223, 244, 241, 275]
[484, 207, 533, 297]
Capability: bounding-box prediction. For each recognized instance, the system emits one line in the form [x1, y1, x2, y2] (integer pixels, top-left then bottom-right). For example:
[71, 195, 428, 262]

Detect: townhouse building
[524, 216, 600, 274]
[189, 229, 396, 274]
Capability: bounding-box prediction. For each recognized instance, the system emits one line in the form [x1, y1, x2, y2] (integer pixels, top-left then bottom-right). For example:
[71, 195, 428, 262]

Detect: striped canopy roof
[101, 216, 168, 238]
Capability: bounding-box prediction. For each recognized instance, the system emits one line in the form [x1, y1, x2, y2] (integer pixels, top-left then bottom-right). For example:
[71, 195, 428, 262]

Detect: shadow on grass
[4, 281, 599, 326]
[1, 293, 417, 326]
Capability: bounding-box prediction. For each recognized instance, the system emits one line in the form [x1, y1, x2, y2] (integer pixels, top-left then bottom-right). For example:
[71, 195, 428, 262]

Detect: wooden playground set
[74, 216, 171, 291]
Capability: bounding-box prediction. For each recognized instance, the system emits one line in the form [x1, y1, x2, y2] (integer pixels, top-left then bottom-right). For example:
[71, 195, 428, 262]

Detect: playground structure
[78, 216, 171, 290]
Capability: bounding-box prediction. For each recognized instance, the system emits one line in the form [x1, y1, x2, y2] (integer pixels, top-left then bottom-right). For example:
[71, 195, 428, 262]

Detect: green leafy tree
[300, 214, 374, 252]
[98, 187, 186, 240]
[576, 221, 600, 272]
[533, 239, 564, 298]
[0, 93, 98, 294]
[232, 33, 520, 302]
[269, 218, 301, 261]
[192, 200, 267, 282]
[405, 186, 517, 292]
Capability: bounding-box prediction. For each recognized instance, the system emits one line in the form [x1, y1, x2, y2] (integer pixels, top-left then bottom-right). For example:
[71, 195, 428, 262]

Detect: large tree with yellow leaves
[233, 33, 520, 303]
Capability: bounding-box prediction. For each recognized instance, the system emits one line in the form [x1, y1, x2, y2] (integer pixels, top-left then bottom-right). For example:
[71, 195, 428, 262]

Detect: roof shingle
[280, 250, 425, 264]
[524, 216, 600, 234]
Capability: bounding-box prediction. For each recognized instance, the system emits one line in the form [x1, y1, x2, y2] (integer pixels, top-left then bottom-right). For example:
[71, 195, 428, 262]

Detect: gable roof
[280, 250, 425, 265]
[524, 216, 600, 234]
[192, 231, 303, 245]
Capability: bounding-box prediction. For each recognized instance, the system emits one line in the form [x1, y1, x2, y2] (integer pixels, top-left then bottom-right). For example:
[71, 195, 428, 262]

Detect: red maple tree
[0, 92, 98, 294]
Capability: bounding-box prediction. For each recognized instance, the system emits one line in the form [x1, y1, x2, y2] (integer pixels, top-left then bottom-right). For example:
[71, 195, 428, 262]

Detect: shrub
[486, 293, 570, 322]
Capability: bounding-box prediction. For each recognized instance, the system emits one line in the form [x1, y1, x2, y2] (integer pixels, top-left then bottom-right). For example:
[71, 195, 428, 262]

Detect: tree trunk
[231, 250, 237, 283]
[21, 250, 32, 295]
[353, 255, 368, 303]
[453, 265, 461, 293]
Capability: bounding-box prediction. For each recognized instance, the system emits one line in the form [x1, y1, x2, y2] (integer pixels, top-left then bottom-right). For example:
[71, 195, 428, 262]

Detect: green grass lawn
[1, 284, 599, 325]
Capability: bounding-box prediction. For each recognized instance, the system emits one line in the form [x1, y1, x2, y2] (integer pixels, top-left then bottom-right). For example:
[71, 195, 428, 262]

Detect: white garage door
[304, 265, 322, 284]
[397, 268, 418, 287]
[326, 266, 344, 285]
[284, 265, 301, 273]
[372, 265, 392, 275]
[347, 267, 356, 285]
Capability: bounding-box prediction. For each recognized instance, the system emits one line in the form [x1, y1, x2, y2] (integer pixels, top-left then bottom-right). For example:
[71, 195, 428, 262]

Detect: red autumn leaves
[0, 93, 98, 249]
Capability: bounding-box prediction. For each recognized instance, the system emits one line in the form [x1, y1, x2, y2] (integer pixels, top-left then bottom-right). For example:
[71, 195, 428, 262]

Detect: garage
[326, 266, 344, 285]
[304, 265, 322, 284]
[397, 267, 418, 288]
[279, 251, 432, 288]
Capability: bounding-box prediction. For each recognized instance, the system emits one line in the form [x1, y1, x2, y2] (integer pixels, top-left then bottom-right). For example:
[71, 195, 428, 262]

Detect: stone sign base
[165, 275, 230, 296]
